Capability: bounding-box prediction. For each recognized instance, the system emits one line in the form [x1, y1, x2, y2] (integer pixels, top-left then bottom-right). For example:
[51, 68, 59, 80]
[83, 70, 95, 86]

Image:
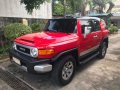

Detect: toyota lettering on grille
[19, 47, 26, 52]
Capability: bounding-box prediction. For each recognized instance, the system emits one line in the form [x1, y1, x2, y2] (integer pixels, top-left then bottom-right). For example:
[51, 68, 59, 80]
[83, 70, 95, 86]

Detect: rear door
[91, 19, 102, 46]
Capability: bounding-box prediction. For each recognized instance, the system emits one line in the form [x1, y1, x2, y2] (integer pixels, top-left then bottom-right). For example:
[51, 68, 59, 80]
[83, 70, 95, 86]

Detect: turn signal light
[38, 49, 55, 56]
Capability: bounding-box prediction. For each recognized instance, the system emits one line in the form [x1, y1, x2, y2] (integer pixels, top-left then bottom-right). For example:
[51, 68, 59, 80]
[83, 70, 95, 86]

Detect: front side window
[45, 19, 77, 33]
[80, 19, 93, 34]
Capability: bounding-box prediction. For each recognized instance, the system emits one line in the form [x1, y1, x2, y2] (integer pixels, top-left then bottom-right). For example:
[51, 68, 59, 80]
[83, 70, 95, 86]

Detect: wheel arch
[51, 48, 79, 64]
[101, 37, 109, 48]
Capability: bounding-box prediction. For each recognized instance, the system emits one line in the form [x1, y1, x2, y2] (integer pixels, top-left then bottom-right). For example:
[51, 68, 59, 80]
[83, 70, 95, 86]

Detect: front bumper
[9, 49, 52, 73]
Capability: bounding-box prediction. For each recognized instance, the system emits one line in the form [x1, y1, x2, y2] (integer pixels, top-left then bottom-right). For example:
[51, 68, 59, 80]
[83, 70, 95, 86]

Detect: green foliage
[30, 23, 41, 32]
[4, 23, 32, 40]
[72, 0, 83, 11]
[53, 2, 64, 15]
[20, 0, 87, 15]
[109, 25, 118, 34]
[65, 0, 74, 13]
[21, 0, 49, 14]
[0, 44, 12, 55]
[21, 0, 114, 15]
[66, 6, 73, 14]
[30, 23, 45, 32]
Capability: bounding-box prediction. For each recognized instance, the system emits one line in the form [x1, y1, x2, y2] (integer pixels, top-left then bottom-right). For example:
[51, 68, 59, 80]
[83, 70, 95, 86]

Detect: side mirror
[84, 26, 91, 38]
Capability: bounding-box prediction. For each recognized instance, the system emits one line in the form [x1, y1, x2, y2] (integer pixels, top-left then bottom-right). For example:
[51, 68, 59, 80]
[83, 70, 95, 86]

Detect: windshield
[44, 19, 77, 33]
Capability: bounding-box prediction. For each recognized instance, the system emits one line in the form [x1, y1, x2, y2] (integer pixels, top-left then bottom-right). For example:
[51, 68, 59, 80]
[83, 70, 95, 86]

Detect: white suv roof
[79, 17, 101, 21]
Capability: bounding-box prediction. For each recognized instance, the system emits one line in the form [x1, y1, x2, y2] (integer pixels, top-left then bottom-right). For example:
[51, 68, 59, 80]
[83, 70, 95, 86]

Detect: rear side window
[92, 20, 100, 31]
[101, 19, 106, 29]
[45, 19, 77, 33]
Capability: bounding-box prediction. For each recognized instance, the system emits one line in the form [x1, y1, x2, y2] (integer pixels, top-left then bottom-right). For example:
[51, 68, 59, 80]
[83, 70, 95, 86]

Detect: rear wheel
[98, 42, 107, 59]
[51, 55, 76, 86]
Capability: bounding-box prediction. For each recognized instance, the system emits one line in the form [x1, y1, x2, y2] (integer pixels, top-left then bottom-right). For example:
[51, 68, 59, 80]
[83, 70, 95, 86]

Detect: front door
[78, 19, 97, 57]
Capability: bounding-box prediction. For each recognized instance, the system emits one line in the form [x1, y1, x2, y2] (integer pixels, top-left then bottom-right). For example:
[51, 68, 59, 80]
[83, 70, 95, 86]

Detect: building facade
[0, 0, 52, 49]
[0, 0, 52, 19]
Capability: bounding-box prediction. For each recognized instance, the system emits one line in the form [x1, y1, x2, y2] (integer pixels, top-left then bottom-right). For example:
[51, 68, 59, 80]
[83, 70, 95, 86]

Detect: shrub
[0, 44, 11, 55]
[30, 23, 45, 32]
[109, 25, 118, 34]
[4, 23, 32, 41]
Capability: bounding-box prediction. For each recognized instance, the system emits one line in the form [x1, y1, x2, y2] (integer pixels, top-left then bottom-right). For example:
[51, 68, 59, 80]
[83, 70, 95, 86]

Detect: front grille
[16, 45, 30, 54]
[16, 43, 31, 56]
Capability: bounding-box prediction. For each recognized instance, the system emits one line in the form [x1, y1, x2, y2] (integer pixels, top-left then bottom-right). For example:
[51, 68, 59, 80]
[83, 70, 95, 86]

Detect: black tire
[51, 55, 76, 86]
[98, 42, 107, 59]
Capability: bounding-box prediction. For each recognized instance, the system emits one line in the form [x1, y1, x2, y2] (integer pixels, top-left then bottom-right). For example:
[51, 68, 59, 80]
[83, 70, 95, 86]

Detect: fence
[0, 17, 47, 55]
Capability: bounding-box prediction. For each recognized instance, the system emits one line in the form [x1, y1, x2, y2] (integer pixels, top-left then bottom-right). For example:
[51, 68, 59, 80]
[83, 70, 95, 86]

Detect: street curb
[0, 58, 9, 63]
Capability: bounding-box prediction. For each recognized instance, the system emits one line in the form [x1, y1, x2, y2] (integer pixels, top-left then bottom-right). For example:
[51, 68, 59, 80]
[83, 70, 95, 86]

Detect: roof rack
[65, 15, 75, 18]
[65, 13, 82, 18]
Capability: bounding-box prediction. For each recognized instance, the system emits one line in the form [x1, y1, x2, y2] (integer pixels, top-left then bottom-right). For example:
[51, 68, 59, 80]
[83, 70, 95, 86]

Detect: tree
[21, 0, 114, 16]
[53, 2, 64, 15]
[72, 0, 90, 16]
[21, 0, 48, 14]
[21, 0, 89, 16]
[58, 0, 88, 16]
[92, 0, 115, 13]
[107, 1, 115, 13]
[53, 0, 76, 16]
[79, 0, 88, 16]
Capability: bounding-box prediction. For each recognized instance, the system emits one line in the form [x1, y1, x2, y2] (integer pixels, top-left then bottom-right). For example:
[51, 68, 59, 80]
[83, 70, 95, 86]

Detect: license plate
[13, 57, 21, 65]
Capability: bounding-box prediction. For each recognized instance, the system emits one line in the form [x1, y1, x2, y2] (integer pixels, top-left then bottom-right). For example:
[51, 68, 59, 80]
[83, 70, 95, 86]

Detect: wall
[0, 0, 52, 19]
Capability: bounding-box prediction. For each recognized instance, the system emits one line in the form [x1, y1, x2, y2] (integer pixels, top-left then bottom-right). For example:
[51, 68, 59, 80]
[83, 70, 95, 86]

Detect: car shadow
[75, 57, 99, 74]
[6, 58, 99, 90]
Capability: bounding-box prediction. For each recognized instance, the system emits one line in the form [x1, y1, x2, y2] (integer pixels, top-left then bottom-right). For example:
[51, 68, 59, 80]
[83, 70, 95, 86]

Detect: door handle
[93, 35, 98, 38]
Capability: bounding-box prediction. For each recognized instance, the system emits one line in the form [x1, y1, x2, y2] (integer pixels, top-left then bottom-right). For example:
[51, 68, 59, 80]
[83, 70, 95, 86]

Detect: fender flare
[100, 36, 109, 48]
[51, 48, 78, 62]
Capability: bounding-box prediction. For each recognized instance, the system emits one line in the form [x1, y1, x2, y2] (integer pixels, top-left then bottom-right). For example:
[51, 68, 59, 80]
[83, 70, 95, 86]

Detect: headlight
[30, 48, 38, 57]
[13, 43, 17, 50]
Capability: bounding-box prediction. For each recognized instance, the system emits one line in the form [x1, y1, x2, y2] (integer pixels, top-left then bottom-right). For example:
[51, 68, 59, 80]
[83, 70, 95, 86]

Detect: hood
[15, 31, 78, 47]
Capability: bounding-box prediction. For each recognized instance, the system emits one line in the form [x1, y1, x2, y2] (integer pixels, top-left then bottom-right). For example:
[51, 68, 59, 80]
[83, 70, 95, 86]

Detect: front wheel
[51, 56, 76, 86]
[98, 42, 107, 59]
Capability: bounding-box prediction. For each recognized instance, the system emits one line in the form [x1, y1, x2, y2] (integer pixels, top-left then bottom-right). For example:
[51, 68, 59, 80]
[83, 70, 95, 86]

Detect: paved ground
[0, 80, 13, 90]
[0, 33, 120, 90]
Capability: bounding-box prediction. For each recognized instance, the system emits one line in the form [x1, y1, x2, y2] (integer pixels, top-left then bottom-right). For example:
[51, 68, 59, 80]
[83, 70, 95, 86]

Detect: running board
[79, 52, 99, 64]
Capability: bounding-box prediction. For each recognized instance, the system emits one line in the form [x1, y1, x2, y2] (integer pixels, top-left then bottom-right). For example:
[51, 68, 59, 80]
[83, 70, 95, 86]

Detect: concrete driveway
[0, 34, 120, 90]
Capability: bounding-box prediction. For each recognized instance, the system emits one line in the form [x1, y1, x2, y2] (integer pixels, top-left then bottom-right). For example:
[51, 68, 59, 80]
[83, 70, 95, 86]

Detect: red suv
[10, 17, 109, 85]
